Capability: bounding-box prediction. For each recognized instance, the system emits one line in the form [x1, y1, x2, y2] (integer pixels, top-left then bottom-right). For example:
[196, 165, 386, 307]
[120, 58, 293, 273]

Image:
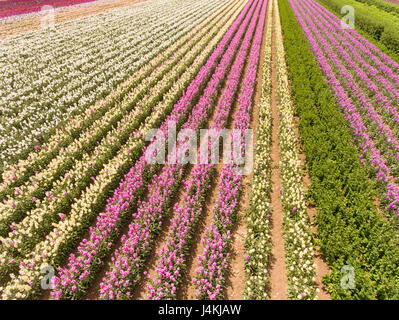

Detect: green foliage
[279, 0, 399, 299]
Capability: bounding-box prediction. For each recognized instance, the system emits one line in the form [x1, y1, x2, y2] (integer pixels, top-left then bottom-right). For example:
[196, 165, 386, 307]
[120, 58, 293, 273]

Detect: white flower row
[0, 0, 226, 167]
[273, 0, 317, 300]
[243, 0, 273, 300]
[0, 2, 219, 195]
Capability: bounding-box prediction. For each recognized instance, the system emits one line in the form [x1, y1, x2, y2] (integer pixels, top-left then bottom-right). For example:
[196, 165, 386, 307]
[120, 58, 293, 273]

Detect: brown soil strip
[294, 117, 331, 300]
[268, 2, 288, 300]
[373, 195, 385, 218]
[0, 0, 144, 38]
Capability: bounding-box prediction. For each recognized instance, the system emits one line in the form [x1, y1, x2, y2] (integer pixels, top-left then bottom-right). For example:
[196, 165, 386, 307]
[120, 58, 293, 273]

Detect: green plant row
[279, 0, 399, 299]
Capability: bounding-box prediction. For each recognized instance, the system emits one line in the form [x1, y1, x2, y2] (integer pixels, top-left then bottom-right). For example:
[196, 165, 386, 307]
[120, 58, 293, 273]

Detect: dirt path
[267, 0, 288, 300]
[0, 0, 144, 38]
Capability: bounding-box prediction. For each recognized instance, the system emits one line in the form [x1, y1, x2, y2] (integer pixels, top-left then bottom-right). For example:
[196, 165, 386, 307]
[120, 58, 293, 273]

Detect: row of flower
[282, 0, 399, 299]
[306, 1, 399, 80]
[301, 0, 399, 228]
[316, 0, 399, 57]
[0, 0, 227, 168]
[243, 0, 272, 300]
[274, 0, 317, 300]
[0, 0, 251, 300]
[291, 0, 399, 232]
[0, 0, 117, 25]
[0, 0, 241, 262]
[101, 0, 261, 300]
[192, 0, 267, 300]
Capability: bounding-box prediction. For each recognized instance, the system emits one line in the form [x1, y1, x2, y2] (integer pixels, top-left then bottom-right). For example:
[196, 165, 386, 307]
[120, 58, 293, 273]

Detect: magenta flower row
[193, 0, 266, 300]
[0, 0, 97, 18]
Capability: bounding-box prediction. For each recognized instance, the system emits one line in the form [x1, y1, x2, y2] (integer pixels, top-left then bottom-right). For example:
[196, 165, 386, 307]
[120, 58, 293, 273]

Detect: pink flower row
[193, 0, 266, 300]
[0, 0, 97, 18]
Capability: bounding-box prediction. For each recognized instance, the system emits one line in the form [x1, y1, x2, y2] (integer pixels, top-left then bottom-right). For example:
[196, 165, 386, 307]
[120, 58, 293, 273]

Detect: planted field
[0, 0, 399, 301]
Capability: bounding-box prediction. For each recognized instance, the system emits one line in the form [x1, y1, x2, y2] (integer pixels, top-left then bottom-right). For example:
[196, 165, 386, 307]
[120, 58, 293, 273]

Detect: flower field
[0, 0, 399, 301]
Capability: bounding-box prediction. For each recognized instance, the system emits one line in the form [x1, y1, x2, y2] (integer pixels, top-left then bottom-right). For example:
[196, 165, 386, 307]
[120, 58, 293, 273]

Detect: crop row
[293, 0, 399, 231]
[273, 0, 316, 300]
[315, 0, 399, 57]
[0, 0, 97, 18]
[281, 0, 399, 299]
[243, 0, 272, 300]
[0, 0, 241, 257]
[0, 0, 233, 205]
[193, 0, 266, 301]
[148, 1, 265, 299]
